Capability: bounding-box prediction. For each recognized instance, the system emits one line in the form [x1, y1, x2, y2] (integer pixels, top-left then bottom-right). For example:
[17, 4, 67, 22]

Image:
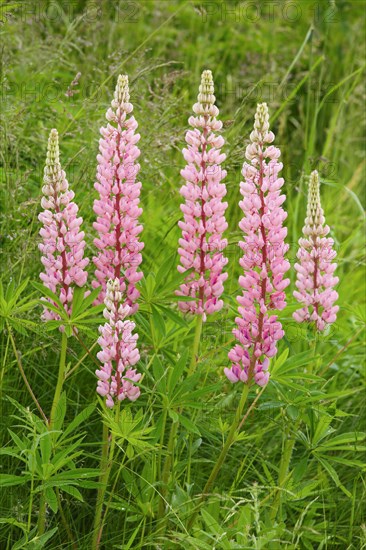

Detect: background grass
[0, 0, 365, 548]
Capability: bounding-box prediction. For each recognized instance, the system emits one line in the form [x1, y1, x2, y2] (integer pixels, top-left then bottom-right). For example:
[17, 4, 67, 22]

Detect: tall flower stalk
[271, 171, 339, 522]
[93, 74, 144, 313]
[92, 75, 143, 550]
[177, 69, 228, 323]
[225, 102, 290, 386]
[39, 129, 89, 323]
[176, 69, 228, 372]
[187, 104, 289, 528]
[92, 279, 141, 549]
[38, 128, 89, 535]
[158, 71, 228, 522]
[293, 170, 339, 330]
[39, 128, 89, 429]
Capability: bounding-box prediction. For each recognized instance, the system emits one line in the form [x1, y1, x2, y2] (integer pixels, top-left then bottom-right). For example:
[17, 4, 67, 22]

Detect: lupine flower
[225, 103, 290, 387]
[93, 74, 144, 313]
[96, 278, 141, 408]
[176, 69, 228, 320]
[39, 129, 88, 321]
[293, 170, 339, 330]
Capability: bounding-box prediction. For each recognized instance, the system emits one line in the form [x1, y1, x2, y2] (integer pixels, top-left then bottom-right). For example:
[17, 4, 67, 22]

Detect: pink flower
[176, 70, 228, 320]
[92, 75, 144, 313]
[225, 103, 290, 387]
[39, 129, 89, 322]
[293, 170, 339, 331]
[96, 278, 141, 408]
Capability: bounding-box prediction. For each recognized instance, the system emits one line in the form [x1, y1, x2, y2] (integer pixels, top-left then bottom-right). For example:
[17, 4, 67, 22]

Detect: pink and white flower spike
[39, 129, 89, 322]
[225, 103, 290, 387]
[293, 170, 339, 331]
[176, 69, 228, 321]
[93, 74, 144, 314]
[96, 278, 141, 408]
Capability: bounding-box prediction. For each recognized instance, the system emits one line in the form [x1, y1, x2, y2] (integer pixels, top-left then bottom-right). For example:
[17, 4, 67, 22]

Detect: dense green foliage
[0, 0, 365, 548]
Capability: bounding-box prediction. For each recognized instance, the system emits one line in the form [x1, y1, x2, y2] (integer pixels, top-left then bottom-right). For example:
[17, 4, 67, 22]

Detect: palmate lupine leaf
[0, 278, 39, 334]
[32, 282, 104, 336]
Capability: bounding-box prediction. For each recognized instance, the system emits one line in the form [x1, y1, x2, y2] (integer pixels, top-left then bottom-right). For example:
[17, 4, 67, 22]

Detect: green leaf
[32, 282, 64, 310]
[168, 350, 188, 394]
[317, 431, 366, 449]
[12, 526, 58, 549]
[123, 520, 144, 549]
[61, 403, 96, 441]
[201, 508, 230, 548]
[168, 409, 179, 423]
[152, 356, 166, 393]
[45, 486, 58, 513]
[315, 455, 352, 498]
[151, 305, 166, 338]
[0, 474, 30, 487]
[61, 485, 84, 502]
[177, 413, 200, 435]
[312, 412, 334, 445]
[70, 285, 85, 317]
[52, 391, 67, 432]
[271, 348, 289, 375]
[40, 433, 52, 466]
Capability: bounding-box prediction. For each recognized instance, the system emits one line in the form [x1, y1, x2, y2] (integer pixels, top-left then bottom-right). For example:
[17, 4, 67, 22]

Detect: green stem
[158, 420, 178, 519]
[187, 384, 250, 530]
[56, 488, 77, 549]
[158, 408, 168, 479]
[92, 405, 119, 550]
[271, 336, 318, 521]
[37, 492, 46, 536]
[270, 418, 300, 522]
[49, 331, 68, 430]
[28, 476, 34, 531]
[188, 314, 203, 376]
[37, 331, 68, 536]
[157, 315, 203, 521]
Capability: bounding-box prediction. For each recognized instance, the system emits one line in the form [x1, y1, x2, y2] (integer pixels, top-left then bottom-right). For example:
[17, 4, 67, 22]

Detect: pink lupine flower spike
[96, 278, 141, 408]
[176, 70, 228, 321]
[225, 103, 290, 387]
[93, 75, 144, 313]
[293, 170, 339, 330]
[39, 129, 89, 322]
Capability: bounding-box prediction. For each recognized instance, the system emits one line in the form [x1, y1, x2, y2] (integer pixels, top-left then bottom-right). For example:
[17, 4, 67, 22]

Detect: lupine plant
[39, 128, 89, 324]
[38, 128, 89, 428]
[93, 74, 144, 313]
[158, 70, 228, 520]
[293, 170, 339, 330]
[187, 103, 290, 523]
[225, 102, 290, 387]
[91, 75, 143, 550]
[177, 69, 228, 367]
[2, 39, 365, 548]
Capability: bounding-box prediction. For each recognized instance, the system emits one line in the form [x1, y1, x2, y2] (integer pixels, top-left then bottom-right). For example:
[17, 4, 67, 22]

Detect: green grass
[0, 0, 365, 548]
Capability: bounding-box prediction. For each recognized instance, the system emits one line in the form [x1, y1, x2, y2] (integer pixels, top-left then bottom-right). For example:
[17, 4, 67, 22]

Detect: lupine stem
[187, 384, 250, 530]
[158, 419, 179, 519]
[188, 314, 203, 375]
[36, 331, 68, 537]
[158, 315, 204, 520]
[92, 405, 120, 549]
[271, 337, 317, 521]
[270, 418, 300, 522]
[37, 492, 47, 536]
[92, 422, 109, 549]
[49, 331, 68, 430]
